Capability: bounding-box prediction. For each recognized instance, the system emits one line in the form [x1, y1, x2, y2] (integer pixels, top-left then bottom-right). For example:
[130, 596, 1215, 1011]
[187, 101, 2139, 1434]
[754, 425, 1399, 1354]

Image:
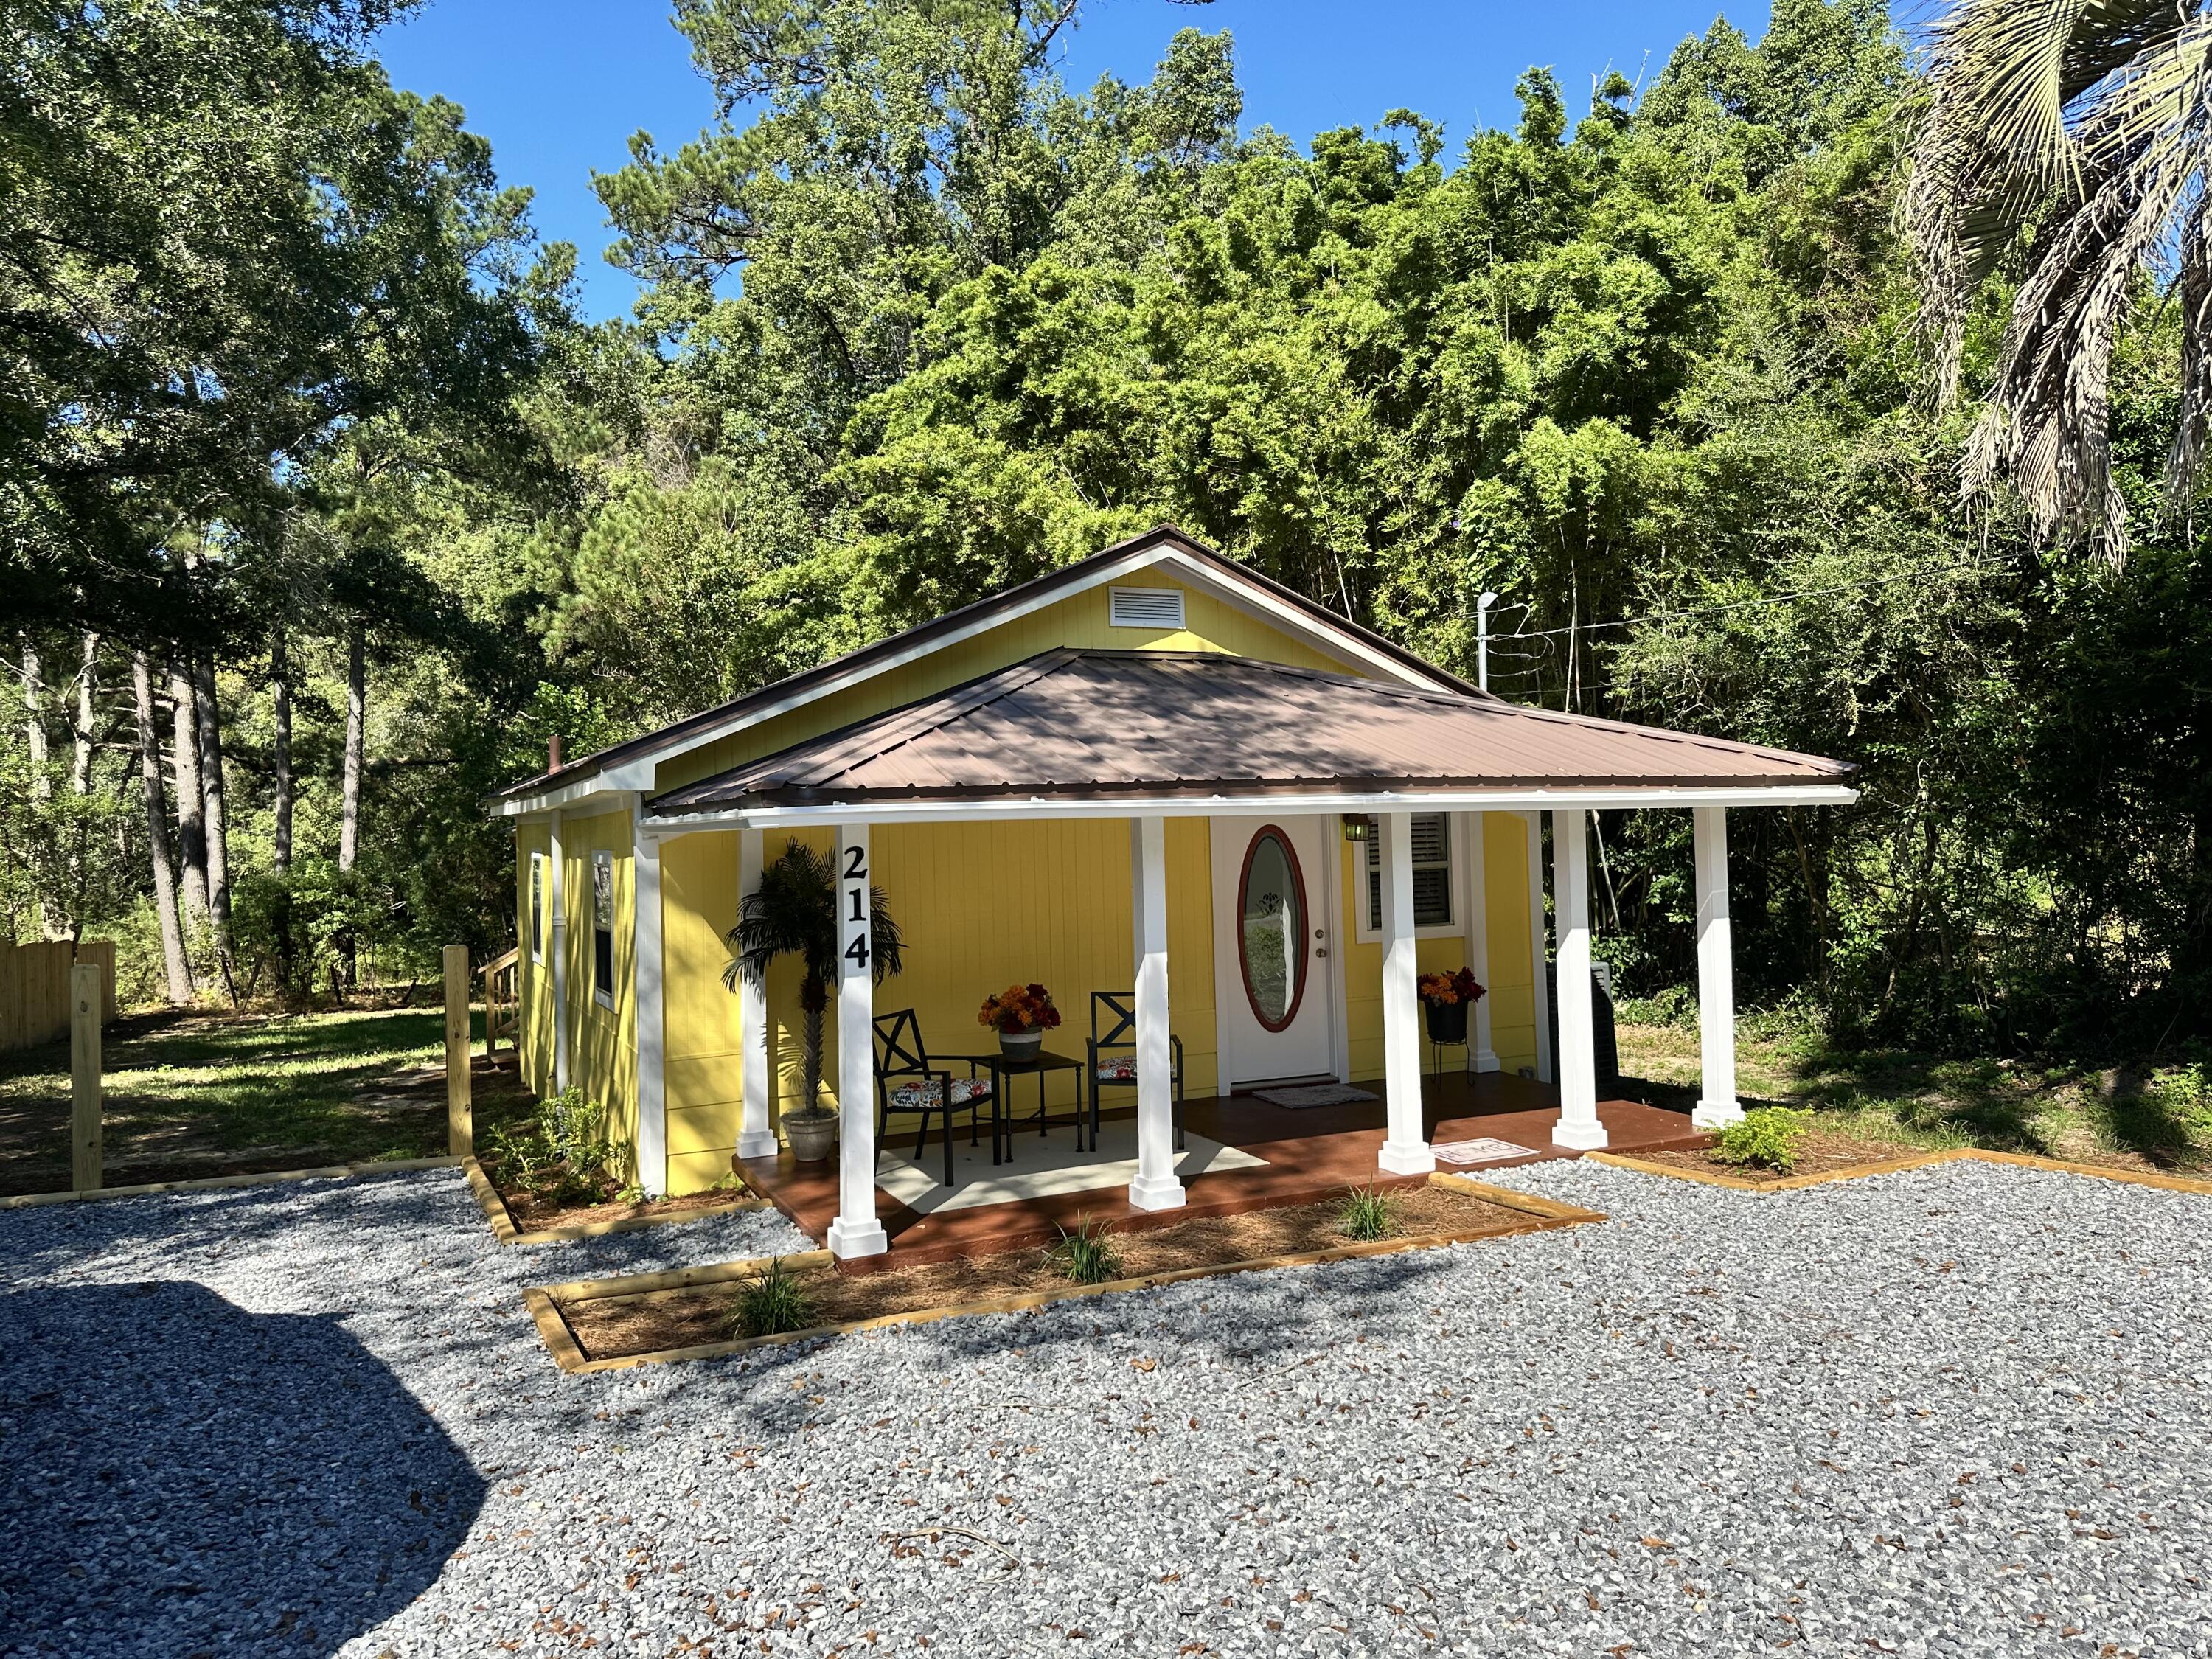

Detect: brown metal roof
[647, 650, 1852, 815]
[490, 524, 1477, 804]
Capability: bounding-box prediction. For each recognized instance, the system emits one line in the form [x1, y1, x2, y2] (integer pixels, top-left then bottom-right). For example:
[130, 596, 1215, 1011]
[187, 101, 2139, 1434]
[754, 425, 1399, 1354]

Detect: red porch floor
[734, 1071, 1705, 1270]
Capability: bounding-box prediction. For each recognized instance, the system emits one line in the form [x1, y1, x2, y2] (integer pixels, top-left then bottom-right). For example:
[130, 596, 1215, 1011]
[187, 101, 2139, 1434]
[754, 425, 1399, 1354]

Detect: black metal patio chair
[873, 1009, 991, 1189]
[1085, 990, 1186, 1152]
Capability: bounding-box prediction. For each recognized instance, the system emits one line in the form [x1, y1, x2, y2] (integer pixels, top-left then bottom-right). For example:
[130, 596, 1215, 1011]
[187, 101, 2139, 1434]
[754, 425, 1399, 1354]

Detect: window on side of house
[591, 850, 615, 1006]
[1366, 813, 1453, 932]
[529, 854, 546, 964]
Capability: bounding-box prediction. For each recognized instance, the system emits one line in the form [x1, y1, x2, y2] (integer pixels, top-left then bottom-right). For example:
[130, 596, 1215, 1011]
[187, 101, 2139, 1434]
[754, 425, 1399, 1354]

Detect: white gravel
[3, 1157, 2209, 1657]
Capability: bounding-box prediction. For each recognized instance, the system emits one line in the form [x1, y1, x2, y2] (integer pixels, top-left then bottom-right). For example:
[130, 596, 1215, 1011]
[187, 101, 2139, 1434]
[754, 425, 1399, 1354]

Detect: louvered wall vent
[1108, 585, 1186, 630]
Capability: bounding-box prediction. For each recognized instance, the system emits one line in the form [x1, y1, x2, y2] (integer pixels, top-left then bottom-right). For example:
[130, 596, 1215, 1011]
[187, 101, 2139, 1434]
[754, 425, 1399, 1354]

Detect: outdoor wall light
[1340, 814, 1373, 843]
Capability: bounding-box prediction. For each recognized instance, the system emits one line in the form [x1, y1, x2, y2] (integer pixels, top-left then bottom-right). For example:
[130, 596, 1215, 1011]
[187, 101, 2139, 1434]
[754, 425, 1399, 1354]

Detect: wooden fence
[1, 941, 116, 1053]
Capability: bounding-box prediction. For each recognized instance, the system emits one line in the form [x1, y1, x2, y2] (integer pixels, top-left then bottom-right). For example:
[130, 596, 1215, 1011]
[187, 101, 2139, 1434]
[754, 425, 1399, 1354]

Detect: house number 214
[842, 845, 869, 970]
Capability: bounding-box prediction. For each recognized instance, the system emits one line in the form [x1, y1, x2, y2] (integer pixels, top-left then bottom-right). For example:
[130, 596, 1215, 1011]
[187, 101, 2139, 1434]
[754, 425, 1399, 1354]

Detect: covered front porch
[634, 649, 1855, 1259]
[732, 1068, 1708, 1268]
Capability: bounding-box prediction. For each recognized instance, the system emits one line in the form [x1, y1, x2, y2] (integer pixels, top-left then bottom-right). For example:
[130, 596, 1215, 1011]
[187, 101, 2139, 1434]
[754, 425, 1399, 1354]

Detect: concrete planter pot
[783, 1111, 838, 1163]
[998, 1029, 1045, 1060]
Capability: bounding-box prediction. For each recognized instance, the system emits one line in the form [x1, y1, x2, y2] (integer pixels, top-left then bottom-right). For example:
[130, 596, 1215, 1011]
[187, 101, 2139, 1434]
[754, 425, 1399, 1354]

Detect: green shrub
[731, 1259, 818, 1338]
[1338, 1183, 1398, 1241]
[1714, 1106, 1814, 1173]
[1045, 1213, 1123, 1284]
[481, 1087, 617, 1206]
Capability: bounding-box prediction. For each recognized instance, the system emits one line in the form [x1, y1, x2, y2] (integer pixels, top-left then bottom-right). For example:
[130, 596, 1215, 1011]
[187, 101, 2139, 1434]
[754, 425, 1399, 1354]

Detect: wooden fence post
[443, 945, 473, 1159]
[70, 962, 101, 1192]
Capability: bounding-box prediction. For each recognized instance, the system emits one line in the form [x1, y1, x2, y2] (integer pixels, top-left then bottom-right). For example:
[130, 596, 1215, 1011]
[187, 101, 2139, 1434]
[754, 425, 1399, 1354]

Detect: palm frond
[1910, 0, 2212, 552]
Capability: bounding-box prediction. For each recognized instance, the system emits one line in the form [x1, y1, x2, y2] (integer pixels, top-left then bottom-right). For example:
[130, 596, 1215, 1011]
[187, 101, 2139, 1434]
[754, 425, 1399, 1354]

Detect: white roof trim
[493, 539, 1455, 815]
[640, 783, 1859, 835]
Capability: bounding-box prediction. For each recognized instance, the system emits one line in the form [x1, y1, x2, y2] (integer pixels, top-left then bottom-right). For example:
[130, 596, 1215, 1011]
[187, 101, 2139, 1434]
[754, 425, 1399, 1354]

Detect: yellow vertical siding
[1481, 813, 1540, 1075]
[544, 806, 640, 1182]
[649, 816, 1220, 1194]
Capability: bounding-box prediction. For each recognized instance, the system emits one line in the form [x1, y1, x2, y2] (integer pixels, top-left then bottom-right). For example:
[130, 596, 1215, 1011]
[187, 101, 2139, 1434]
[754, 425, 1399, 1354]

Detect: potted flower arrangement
[978, 982, 1061, 1059]
[1417, 967, 1485, 1044]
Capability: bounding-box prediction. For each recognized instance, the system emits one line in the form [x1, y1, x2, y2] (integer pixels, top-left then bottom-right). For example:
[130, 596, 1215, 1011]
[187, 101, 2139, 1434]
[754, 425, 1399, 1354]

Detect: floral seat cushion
[886, 1075, 992, 1111]
[1095, 1054, 1138, 1082]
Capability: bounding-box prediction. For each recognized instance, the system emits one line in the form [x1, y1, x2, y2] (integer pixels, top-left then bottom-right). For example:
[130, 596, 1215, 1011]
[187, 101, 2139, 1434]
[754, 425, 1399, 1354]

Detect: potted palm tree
[723, 842, 905, 1162]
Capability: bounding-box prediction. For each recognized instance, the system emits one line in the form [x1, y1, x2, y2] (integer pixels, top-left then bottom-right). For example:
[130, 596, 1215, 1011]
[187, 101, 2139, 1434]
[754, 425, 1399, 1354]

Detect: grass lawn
[0, 1004, 506, 1195]
[1616, 1012, 2212, 1172]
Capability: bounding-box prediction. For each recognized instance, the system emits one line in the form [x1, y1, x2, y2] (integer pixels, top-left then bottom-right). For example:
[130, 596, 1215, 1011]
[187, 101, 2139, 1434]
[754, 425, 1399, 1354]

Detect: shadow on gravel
[0, 1279, 481, 1657]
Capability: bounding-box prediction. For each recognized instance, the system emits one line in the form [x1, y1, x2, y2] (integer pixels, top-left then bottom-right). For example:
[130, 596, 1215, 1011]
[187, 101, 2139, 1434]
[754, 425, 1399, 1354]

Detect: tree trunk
[64, 634, 100, 942]
[339, 625, 364, 872]
[192, 653, 234, 992]
[21, 642, 66, 938]
[337, 624, 365, 990]
[799, 975, 827, 1108]
[271, 628, 293, 872]
[168, 663, 209, 928]
[70, 633, 96, 796]
[133, 652, 193, 1006]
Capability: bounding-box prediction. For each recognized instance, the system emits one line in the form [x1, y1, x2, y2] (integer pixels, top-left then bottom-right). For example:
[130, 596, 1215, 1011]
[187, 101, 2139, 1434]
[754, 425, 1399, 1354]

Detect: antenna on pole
[1476, 591, 1500, 693]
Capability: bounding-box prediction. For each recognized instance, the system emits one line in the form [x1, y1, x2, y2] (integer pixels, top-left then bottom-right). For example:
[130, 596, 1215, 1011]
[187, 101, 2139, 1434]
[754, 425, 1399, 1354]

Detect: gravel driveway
[2, 1158, 2208, 1658]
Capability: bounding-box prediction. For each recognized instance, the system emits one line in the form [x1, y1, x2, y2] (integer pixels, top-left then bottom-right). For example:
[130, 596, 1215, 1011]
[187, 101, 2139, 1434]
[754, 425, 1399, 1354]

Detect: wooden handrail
[479, 946, 519, 981]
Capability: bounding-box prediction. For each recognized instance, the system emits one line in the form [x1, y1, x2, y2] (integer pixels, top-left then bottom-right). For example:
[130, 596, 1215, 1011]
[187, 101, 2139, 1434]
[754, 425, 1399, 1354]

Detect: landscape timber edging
[0, 1154, 463, 1209]
[523, 1173, 1608, 1376]
[1587, 1145, 2212, 1197]
[462, 1155, 768, 1248]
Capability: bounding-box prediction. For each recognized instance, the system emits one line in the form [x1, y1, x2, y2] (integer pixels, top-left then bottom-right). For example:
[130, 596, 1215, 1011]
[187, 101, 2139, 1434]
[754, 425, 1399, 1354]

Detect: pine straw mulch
[497, 1181, 754, 1234]
[560, 1183, 1528, 1361]
[1631, 1123, 1939, 1184]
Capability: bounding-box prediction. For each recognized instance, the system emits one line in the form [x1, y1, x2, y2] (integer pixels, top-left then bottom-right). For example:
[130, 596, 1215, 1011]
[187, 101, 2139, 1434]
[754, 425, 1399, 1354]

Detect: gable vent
[1108, 585, 1186, 630]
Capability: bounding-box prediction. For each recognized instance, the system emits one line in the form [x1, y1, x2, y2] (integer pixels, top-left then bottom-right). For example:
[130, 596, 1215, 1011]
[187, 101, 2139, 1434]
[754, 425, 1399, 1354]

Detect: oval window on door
[1238, 826, 1308, 1033]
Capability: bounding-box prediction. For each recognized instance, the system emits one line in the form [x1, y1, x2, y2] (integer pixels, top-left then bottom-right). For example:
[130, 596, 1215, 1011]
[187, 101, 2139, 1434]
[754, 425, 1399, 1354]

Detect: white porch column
[633, 823, 667, 1196]
[1377, 810, 1436, 1175]
[1691, 806, 1745, 1130]
[734, 828, 779, 1160]
[828, 821, 887, 1259]
[549, 811, 571, 1095]
[1127, 816, 1186, 1211]
[1551, 807, 1608, 1150]
[1464, 812, 1500, 1073]
[1522, 810, 1552, 1085]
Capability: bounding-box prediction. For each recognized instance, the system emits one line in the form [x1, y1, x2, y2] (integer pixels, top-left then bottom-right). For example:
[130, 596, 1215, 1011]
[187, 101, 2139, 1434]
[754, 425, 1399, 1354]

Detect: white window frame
[529, 853, 546, 966]
[1354, 810, 1470, 945]
[591, 849, 616, 1011]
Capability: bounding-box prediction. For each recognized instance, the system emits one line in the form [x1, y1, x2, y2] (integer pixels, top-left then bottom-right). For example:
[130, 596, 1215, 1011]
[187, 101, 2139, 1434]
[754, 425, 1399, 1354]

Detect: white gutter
[638, 782, 1859, 835]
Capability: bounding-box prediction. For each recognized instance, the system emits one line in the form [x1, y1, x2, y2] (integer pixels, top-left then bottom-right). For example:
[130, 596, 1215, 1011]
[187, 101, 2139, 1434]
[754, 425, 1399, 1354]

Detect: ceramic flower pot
[998, 1029, 1045, 1060]
[783, 1110, 838, 1163]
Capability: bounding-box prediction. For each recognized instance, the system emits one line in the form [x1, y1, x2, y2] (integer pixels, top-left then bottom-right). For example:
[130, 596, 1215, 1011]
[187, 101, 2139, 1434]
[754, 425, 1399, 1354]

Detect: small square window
[591, 851, 615, 1005]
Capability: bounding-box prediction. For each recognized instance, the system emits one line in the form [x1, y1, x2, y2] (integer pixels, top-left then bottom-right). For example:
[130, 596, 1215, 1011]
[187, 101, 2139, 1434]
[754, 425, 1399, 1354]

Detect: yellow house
[490, 526, 1854, 1259]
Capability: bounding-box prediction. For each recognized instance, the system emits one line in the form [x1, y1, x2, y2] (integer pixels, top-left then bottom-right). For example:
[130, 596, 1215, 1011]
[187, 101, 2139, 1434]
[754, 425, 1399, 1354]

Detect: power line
[1492, 552, 2017, 645]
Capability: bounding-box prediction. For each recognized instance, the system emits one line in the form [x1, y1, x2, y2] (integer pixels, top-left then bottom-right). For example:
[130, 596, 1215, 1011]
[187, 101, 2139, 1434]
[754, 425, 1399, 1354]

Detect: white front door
[1212, 816, 1338, 1088]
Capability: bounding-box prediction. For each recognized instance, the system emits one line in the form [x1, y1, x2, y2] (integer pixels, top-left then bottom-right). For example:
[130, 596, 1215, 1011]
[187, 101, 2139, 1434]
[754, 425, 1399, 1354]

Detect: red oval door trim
[1236, 824, 1309, 1034]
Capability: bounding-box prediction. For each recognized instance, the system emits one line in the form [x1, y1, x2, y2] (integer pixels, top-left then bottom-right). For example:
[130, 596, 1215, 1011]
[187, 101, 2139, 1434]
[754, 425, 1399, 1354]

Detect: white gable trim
[494, 538, 1453, 816]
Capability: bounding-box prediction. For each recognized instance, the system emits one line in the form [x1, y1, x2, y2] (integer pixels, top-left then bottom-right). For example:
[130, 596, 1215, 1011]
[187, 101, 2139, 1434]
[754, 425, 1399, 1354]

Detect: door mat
[1432, 1137, 1538, 1166]
[1251, 1084, 1380, 1108]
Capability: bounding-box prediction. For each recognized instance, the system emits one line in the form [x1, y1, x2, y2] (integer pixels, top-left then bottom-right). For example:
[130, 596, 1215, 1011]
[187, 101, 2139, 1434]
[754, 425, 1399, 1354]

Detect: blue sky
[378, 0, 1771, 321]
